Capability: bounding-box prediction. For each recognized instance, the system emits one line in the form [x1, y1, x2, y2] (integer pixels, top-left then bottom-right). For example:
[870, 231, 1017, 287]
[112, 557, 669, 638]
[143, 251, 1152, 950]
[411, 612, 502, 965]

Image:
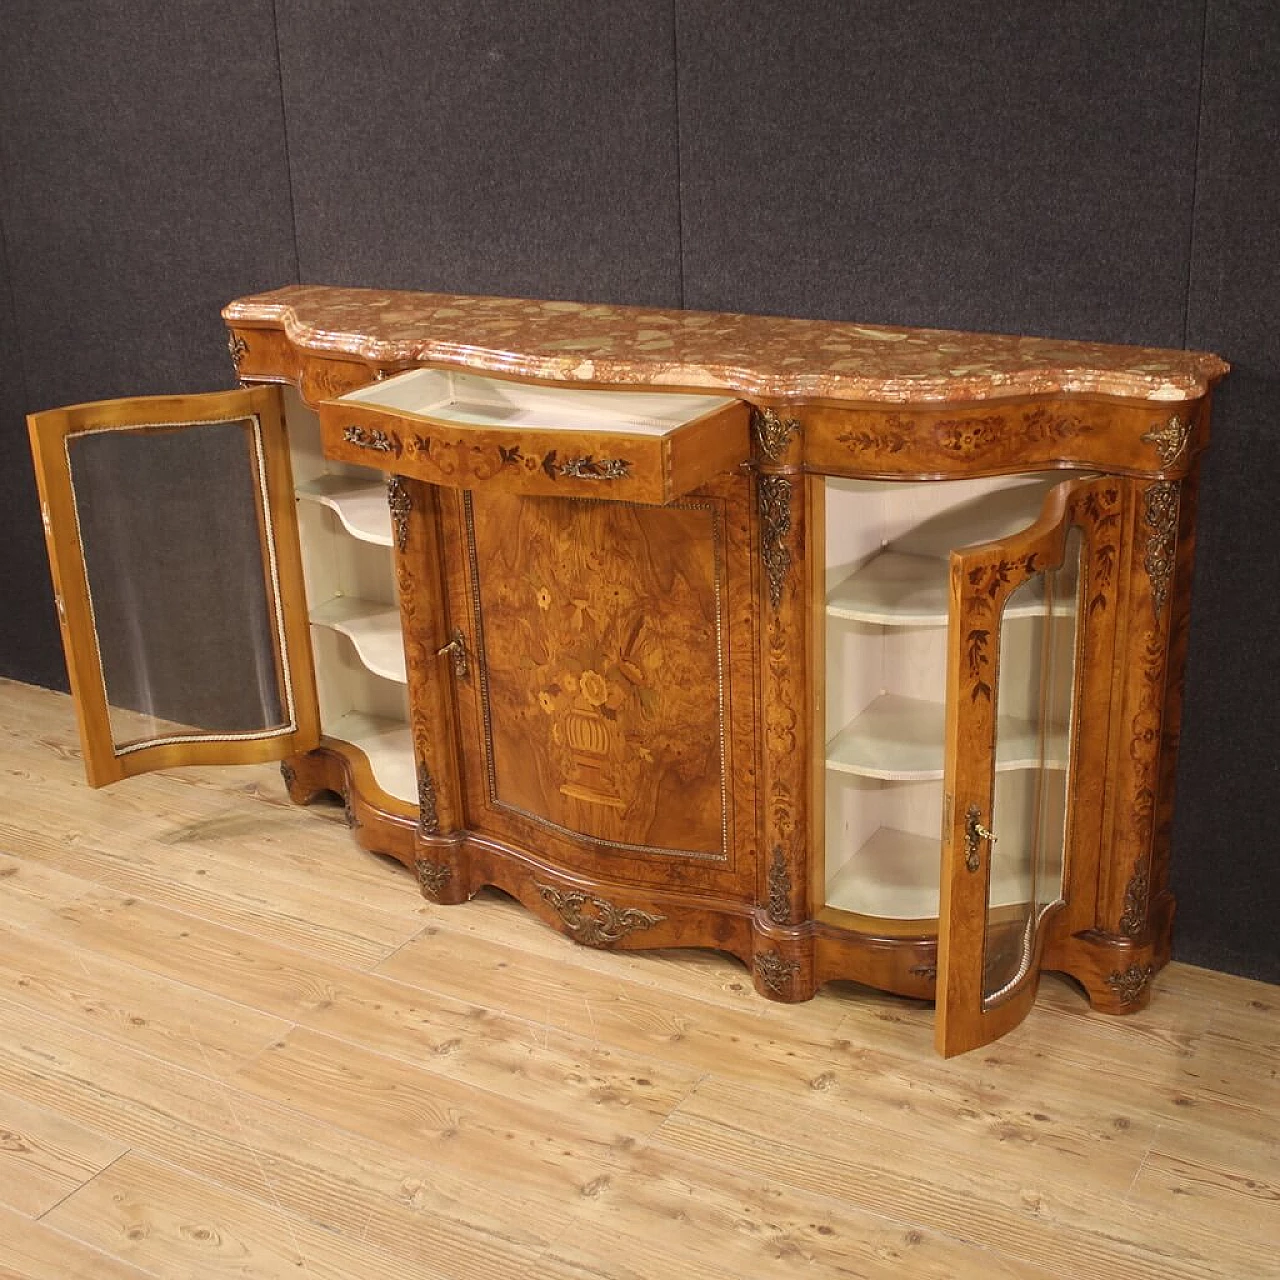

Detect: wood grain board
[0, 679, 1275, 1280]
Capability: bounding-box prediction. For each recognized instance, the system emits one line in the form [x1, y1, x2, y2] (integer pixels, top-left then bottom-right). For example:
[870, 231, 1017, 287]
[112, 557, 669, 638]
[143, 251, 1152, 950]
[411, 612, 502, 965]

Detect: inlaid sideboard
[28, 286, 1228, 1055]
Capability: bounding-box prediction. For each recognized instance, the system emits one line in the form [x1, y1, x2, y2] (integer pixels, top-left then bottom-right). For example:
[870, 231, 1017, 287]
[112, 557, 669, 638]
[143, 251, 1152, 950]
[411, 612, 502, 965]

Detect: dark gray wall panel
[0, 0, 297, 409]
[1176, 0, 1280, 982]
[0, 174, 54, 689]
[275, 0, 680, 305]
[1171, 404, 1280, 982]
[1187, 0, 1280, 371]
[676, 1, 1203, 343]
[0, 0, 297, 690]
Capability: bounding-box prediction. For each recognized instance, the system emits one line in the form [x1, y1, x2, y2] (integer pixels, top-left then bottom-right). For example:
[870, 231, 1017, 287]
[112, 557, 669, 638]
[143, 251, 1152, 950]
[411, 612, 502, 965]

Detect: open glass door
[936, 475, 1118, 1056]
[29, 386, 320, 786]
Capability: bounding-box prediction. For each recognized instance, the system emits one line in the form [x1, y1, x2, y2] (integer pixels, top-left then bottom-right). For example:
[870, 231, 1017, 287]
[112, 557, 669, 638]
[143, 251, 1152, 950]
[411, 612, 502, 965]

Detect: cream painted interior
[286, 387, 415, 803]
[342, 367, 738, 435]
[823, 473, 1083, 921]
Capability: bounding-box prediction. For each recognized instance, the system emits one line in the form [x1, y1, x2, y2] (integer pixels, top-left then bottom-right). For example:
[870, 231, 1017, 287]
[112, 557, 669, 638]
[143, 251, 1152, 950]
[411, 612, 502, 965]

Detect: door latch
[437, 629, 468, 680]
[964, 805, 996, 872]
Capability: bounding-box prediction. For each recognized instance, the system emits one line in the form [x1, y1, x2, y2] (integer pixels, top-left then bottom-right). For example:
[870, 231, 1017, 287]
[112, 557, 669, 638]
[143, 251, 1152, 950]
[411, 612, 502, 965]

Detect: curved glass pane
[66, 417, 294, 753]
[983, 527, 1082, 1005]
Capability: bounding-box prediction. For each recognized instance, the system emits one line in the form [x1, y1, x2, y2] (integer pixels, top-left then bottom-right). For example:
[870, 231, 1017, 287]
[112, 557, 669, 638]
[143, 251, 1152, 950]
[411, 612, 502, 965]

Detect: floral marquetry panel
[460, 490, 738, 865]
[802, 398, 1208, 480]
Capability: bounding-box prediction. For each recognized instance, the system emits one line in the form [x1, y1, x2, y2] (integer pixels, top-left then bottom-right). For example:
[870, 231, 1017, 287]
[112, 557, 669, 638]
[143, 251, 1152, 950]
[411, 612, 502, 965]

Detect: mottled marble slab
[225, 285, 1228, 405]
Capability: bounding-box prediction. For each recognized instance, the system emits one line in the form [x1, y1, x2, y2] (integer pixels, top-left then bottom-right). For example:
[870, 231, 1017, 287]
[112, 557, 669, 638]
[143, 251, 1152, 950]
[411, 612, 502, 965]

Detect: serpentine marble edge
[225, 285, 1228, 405]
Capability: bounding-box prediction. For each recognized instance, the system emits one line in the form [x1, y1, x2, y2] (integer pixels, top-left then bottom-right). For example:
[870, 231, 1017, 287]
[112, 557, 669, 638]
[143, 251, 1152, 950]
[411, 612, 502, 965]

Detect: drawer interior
[341, 368, 738, 436]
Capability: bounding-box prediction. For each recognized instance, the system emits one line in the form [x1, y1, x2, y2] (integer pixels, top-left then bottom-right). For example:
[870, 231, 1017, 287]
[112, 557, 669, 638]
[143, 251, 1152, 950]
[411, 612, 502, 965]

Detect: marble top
[225, 285, 1228, 405]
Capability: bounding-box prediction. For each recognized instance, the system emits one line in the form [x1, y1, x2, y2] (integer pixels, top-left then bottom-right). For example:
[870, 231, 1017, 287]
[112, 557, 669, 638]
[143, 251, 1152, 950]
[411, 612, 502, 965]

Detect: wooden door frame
[936, 474, 1123, 1056]
[27, 385, 319, 786]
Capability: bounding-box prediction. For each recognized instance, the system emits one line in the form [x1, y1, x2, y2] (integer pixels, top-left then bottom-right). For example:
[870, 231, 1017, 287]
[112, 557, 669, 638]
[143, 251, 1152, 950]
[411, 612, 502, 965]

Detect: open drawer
[318, 368, 750, 503]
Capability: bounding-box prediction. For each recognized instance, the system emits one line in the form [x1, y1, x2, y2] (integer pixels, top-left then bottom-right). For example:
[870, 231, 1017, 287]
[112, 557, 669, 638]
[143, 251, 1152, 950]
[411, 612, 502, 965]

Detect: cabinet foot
[750, 949, 816, 1001]
[1046, 930, 1165, 1015]
[278, 756, 331, 806]
[749, 916, 818, 1002]
[280, 745, 417, 868]
[412, 836, 469, 905]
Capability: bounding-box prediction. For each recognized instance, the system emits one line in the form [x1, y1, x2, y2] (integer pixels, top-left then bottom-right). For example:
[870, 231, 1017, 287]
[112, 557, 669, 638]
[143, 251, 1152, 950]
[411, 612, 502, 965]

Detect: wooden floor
[0, 680, 1276, 1280]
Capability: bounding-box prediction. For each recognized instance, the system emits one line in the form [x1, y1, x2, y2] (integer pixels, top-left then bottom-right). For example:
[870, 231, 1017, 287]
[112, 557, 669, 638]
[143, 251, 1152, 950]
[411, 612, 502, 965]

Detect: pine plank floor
[0, 677, 1276, 1279]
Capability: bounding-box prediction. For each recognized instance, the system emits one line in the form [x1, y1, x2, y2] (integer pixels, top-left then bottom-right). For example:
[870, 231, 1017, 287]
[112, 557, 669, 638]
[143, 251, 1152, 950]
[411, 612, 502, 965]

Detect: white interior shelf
[827, 551, 951, 625]
[325, 712, 417, 804]
[825, 693, 1067, 780]
[310, 597, 407, 684]
[827, 549, 1076, 627]
[825, 827, 943, 919]
[296, 474, 394, 546]
[284, 389, 415, 807]
[821, 473, 1086, 922]
[825, 825, 1036, 921]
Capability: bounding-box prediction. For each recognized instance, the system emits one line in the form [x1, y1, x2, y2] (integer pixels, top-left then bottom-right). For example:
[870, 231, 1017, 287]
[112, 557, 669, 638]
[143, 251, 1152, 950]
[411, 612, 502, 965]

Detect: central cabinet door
[440, 475, 758, 896]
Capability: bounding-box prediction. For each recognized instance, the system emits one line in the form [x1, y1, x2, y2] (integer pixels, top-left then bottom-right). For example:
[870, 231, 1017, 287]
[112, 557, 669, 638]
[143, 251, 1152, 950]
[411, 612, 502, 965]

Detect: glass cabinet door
[935, 475, 1119, 1056]
[29, 386, 320, 786]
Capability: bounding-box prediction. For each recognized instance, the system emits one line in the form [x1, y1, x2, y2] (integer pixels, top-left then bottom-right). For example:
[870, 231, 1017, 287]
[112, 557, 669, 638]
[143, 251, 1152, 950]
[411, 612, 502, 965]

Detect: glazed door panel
[936, 475, 1121, 1056]
[28, 387, 320, 786]
[443, 476, 757, 895]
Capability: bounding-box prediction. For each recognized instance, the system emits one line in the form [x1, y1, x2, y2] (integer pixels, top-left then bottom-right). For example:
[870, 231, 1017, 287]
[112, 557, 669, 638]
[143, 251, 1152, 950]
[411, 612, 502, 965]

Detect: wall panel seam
[0, 111, 33, 414]
[1182, 0, 1212, 349]
[672, 0, 686, 308]
[270, 0, 303, 284]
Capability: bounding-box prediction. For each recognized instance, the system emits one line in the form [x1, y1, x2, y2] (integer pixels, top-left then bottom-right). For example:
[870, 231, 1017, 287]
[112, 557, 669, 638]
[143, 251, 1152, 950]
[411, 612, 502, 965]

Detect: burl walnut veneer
[29, 286, 1227, 1055]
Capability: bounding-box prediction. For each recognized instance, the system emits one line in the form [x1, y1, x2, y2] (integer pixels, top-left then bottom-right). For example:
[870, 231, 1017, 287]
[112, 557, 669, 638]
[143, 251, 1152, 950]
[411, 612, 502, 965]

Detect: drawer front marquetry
[802, 396, 1206, 480]
[321, 401, 673, 501]
[317, 369, 750, 503]
[299, 358, 382, 406]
